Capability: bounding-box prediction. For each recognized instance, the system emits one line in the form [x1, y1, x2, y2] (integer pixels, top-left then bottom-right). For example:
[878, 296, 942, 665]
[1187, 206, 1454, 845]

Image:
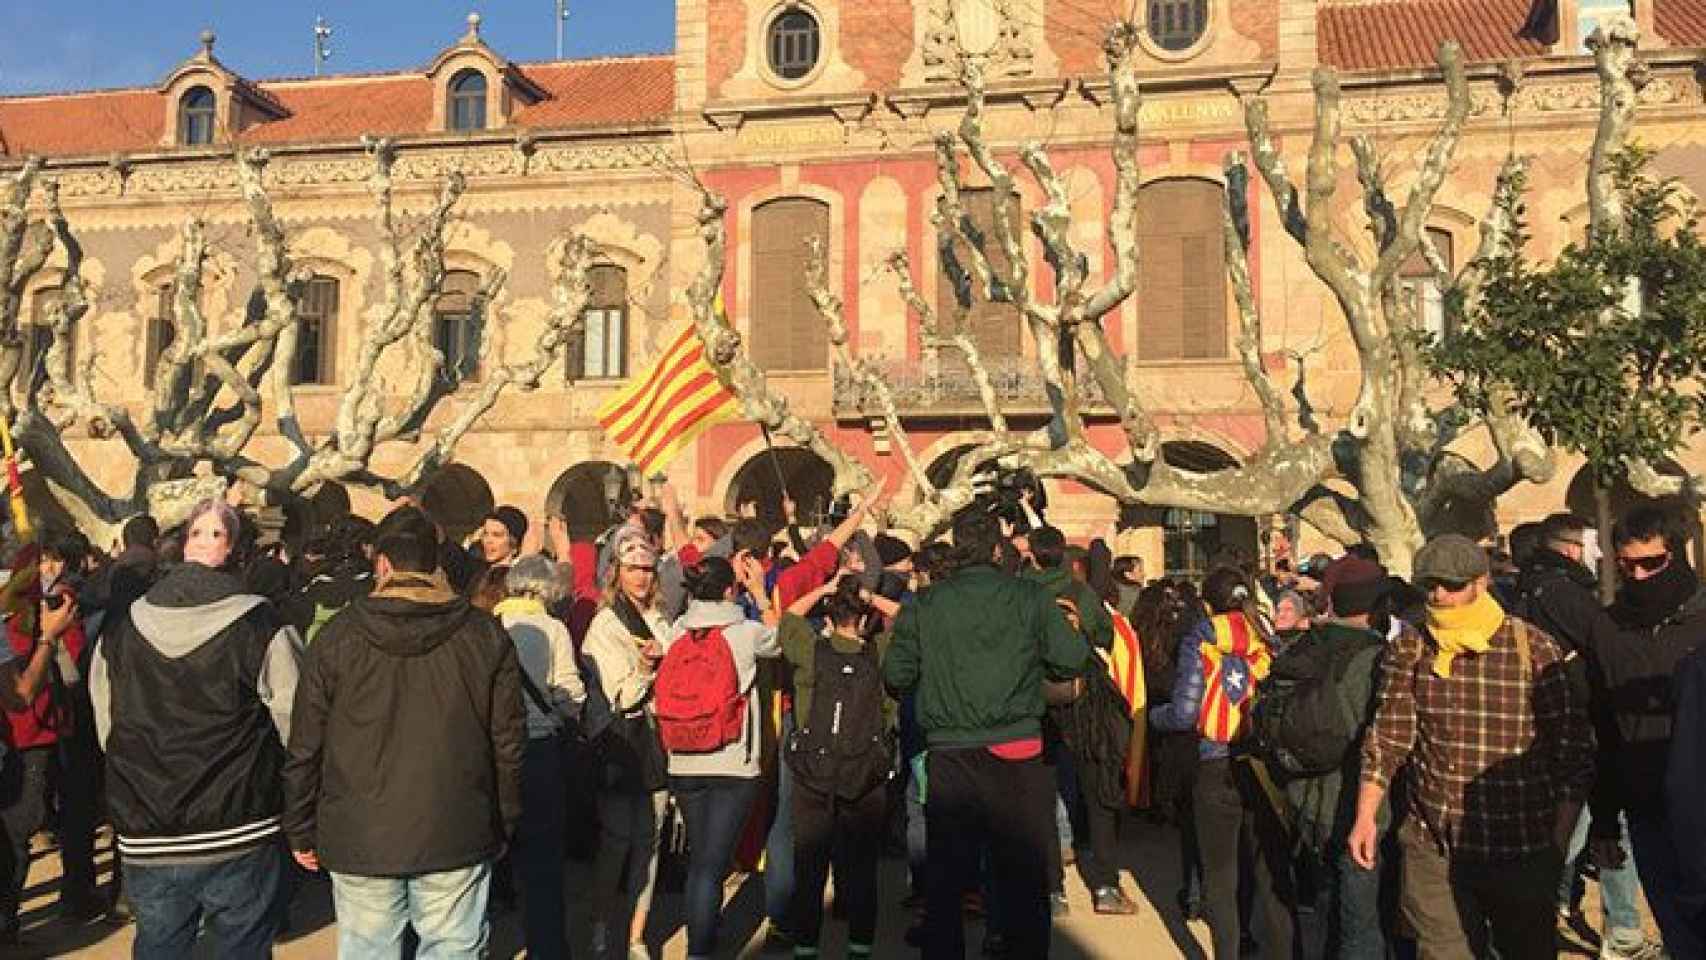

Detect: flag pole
[757, 423, 790, 509]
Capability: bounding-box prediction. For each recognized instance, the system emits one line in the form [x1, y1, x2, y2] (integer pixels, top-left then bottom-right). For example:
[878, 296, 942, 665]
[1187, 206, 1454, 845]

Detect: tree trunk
[1594, 477, 1617, 604]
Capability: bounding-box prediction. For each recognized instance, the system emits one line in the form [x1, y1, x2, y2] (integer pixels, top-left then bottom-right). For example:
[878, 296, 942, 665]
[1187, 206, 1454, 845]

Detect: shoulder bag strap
[517, 666, 564, 733]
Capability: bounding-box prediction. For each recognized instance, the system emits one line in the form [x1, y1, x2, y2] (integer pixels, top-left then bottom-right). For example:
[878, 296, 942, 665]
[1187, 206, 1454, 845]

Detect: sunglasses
[1616, 552, 1670, 574]
[1421, 577, 1472, 593]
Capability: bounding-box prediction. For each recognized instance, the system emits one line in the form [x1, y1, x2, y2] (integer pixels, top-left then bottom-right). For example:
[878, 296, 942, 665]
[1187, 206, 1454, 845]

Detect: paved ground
[14, 821, 1640, 959]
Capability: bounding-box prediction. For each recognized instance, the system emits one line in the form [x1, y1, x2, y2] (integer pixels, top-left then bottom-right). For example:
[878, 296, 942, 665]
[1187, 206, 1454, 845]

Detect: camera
[968, 464, 1047, 532]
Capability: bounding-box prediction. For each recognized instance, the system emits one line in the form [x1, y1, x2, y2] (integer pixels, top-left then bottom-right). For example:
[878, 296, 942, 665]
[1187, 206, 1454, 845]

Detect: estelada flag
[596, 319, 739, 476]
[1195, 611, 1271, 745]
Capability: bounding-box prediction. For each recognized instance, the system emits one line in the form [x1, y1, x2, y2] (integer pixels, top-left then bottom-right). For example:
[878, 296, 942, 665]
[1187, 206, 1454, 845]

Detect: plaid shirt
[1361, 617, 1593, 861]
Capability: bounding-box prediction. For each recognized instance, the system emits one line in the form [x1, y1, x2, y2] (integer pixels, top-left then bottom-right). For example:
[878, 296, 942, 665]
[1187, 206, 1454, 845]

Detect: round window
[1147, 0, 1209, 52]
[767, 7, 821, 81]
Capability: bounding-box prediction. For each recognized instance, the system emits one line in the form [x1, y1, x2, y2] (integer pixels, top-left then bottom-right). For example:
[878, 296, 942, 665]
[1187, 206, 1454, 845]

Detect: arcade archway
[545, 461, 634, 541]
[726, 447, 834, 527]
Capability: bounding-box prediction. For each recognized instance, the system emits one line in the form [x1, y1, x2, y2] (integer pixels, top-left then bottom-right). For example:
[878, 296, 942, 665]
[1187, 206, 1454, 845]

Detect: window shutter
[1400, 227, 1455, 340]
[934, 188, 1022, 375]
[1137, 180, 1226, 361]
[576, 265, 628, 379]
[751, 199, 830, 372]
[145, 284, 177, 387]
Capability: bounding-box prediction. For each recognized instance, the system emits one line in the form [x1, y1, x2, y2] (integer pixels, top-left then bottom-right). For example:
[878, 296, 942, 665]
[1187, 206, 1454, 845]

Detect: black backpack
[784, 635, 892, 801]
[1249, 627, 1381, 778]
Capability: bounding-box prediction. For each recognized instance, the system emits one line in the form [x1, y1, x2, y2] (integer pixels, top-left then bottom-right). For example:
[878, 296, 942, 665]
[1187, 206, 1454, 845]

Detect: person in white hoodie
[581, 533, 672, 960]
[660, 554, 779, 960]
[495, 555, 584, 960]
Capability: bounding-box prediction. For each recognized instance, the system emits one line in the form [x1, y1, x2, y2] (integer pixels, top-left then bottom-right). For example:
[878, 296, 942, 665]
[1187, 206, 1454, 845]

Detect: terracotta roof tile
[1656, 0, 1706, 44]
[1319, 0, 1548, 71]
[0, 54, 673, 159]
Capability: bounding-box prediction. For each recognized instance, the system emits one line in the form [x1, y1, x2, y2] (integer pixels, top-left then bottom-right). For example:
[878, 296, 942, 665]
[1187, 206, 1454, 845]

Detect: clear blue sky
[0, 2, 676, 95]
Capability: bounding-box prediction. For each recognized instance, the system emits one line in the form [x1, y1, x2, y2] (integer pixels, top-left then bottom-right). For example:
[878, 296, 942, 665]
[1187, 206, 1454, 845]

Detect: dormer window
[448, 69, 487, 131]
[179, 86, 216, 146]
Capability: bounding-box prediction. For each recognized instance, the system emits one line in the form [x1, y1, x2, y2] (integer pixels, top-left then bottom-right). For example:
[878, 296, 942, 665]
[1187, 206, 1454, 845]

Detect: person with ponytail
[1149, 566, 1294, 960]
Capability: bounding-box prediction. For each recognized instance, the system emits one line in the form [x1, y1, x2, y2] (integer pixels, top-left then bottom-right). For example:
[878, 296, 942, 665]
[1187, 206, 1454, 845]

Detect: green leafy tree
[1431, 145, 1706, 595]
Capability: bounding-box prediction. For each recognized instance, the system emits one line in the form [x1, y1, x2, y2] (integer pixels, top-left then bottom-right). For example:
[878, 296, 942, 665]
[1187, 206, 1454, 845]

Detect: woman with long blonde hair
[580, 533, 671, 960]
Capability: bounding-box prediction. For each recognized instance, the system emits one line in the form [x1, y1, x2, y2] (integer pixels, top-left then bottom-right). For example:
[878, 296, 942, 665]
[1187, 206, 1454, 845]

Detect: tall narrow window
[572, 265, 628, 380]
[750, 198, 830, 372]
[292, 276, 339, 385]
[434, 270, 484, 382]
[935, 187, 1023, 372]
[1401, 227, 1456, 342]
[1147, 0, 1209, 51]
[179, 86, 217, 146]
[20, 287, 66, 388]
[767, 8, 822, 80]
[145, 284, 178, 388]
[1136, 179, 1227, 361]
[448, 70, 487, 132]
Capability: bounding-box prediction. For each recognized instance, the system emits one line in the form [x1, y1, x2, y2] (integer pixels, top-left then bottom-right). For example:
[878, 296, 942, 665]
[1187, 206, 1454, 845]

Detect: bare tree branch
[1222, 153, 1291, 445]
[807, 238, 932, 498]
[884, 250, 1009, 434]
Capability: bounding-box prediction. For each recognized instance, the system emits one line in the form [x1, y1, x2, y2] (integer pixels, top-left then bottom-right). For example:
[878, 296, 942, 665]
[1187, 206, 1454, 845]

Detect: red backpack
[654, 626, 748, 754]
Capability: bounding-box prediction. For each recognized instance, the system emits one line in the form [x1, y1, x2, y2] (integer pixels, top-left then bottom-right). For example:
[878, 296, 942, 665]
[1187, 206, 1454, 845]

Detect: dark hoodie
[1585, 560, 1706, 833]
[91, 562, 301, 864]
[283, 571, 524, 877]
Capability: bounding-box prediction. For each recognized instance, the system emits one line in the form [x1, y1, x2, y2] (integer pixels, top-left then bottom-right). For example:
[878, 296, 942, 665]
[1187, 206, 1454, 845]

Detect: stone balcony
[831, 353, 1110, 420]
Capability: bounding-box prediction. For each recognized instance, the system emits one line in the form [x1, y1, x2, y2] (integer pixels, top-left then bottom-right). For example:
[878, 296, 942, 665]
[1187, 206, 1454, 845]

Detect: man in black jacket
[1518, 513, 1655, 957]
[283, 506, 524, 956]
[1584, 506, 1706, 959]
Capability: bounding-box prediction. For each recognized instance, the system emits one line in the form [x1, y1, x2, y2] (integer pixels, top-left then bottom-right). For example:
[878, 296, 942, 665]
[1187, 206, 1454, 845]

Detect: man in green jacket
[1023, 525, 1113, 652]
[885, 510, 1090, 959]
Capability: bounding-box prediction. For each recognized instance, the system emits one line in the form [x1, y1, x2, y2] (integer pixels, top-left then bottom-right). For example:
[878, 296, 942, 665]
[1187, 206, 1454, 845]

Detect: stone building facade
[1, 1, 1703, 569]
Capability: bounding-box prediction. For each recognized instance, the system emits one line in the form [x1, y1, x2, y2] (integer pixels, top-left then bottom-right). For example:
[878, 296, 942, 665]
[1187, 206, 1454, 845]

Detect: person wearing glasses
[1348, 533, 1593, 960]
[1514, 513, 1658, 959]
[1584, 506, 1706, 960]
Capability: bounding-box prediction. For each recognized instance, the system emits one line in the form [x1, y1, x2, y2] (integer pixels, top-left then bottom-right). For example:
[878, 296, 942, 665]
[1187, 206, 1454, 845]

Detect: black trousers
[925, 747, 1055, 959]
[790, 778, 886, 949]
[1193, 757, 1298, 960]
[1081, 801, 1121, 891]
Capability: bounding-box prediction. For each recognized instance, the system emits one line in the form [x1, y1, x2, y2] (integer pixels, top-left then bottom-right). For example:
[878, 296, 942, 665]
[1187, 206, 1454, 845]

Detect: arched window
[179, 86, 217, 146]
[291, 276, 339, 385]
[434, 270, 484, 382]
[571, 265, 628, 380]
[448, 69, 488, 132]
[935, 187, 1023, 373]
[767, 8, 822, 80]
[1148, 0, 1209, 52]
[750, 198, 830, 372]
[1400, 227, 1456, 342]
[1136, 179, 1227, 361]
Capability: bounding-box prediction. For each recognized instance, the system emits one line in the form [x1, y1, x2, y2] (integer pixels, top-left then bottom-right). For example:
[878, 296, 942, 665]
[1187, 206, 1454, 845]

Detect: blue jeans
[673, 774, 760, 958]
[332, 861, 492, 959]
[1628, 809, 1706, 960]
[1558, 808, 1643, 941]
[765, 710, 796, 928]
[127, 841, 284, 960]
[1334, 849, 1387, 960]
[515, 736, 568, 960]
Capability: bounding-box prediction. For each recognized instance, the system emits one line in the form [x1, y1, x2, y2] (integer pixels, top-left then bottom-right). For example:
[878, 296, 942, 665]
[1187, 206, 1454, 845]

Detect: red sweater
[4, 594, 86, 750]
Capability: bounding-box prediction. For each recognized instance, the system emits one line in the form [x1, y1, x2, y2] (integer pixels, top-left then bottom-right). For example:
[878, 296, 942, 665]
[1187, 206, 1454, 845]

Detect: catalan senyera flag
[596, 319, 739, 476]
[1195, 611, 1272, 745]
[0, 417, 32, 544]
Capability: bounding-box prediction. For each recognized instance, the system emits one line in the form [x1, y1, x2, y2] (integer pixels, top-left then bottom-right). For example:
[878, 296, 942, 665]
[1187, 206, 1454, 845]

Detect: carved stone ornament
[1343, 75, 1689, 125]
[906, 0, 1051, 86]
[46, 140, 670, 199]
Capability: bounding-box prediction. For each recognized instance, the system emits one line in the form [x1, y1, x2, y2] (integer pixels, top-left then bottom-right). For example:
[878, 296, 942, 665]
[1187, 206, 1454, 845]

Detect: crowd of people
[0, 474, 1702, 960]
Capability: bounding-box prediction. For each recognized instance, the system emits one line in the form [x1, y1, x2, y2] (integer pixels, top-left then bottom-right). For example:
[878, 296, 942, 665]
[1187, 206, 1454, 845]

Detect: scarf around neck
[493, 596, 545, 618]
[1426, 589, 1506, 678]
[1616, 557, 1701, 629]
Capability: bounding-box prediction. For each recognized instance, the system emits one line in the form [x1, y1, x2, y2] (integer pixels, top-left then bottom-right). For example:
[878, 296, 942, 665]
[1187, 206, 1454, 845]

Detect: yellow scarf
[492, 596, 545, 618]
[1426, 590, 1506, 678]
